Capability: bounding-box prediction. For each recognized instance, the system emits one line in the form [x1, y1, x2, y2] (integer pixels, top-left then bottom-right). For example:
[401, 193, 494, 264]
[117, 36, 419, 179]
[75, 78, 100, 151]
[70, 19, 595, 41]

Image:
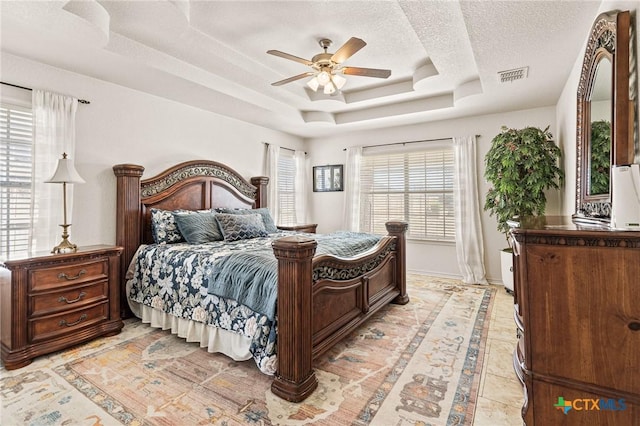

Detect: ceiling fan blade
[271, 72, 315, 86]
[331, 37, 367, 64]
[267, 50, 313, 66]
[342, 67, 391, 78]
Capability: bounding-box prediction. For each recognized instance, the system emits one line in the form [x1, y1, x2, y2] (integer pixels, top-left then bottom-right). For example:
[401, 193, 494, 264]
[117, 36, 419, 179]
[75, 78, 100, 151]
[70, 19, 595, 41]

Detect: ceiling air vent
[498, 67, 528, 83]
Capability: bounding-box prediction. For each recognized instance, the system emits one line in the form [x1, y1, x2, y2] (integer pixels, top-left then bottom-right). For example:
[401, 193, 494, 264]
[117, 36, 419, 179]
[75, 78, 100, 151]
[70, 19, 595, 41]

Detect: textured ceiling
[0, 0, 612, 138]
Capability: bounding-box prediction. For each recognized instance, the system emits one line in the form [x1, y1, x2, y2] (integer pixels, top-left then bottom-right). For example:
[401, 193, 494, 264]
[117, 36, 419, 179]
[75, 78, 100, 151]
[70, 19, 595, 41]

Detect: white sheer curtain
[294, 150, 309, 224]
[265, 143, 280, 223]
[343, 146, 362, 231]
[453, 135, 488, 284]
[30, 90, 78, 252]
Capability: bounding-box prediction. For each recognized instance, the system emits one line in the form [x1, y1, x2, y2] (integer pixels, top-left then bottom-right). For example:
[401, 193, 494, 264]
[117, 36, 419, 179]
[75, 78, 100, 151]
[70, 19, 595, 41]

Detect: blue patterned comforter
[126, 231, 382, 374]
[207, 231, 381, 320]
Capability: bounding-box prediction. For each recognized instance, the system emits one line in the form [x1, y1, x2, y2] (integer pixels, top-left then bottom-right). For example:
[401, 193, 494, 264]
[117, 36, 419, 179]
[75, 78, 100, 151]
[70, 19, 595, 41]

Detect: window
[1, 103, 34, 257]
[277, 149, 296, 226]
[359, 146, 454, 241]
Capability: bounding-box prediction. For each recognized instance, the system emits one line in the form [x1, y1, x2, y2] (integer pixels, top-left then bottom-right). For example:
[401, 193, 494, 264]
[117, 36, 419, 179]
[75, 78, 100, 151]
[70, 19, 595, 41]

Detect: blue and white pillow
[173, 211, 223, 244]
[215, 213, 268, 242]
[150, 208, 185, 244]
[215, 207, 277, 233]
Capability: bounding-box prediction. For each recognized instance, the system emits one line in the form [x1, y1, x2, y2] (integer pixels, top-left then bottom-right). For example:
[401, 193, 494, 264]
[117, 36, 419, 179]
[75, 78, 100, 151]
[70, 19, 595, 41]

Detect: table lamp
[46, 152, 85, 253]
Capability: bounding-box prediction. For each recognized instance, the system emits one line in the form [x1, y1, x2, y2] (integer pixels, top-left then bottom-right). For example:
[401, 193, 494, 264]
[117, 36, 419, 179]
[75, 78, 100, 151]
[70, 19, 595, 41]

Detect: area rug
[1, 275, 495, 426]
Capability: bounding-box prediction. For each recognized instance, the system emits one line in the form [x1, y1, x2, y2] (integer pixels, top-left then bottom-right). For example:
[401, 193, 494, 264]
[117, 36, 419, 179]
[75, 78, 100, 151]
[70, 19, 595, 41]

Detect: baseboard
[407, 269, 503, 286]
[407, 269, 461, 280]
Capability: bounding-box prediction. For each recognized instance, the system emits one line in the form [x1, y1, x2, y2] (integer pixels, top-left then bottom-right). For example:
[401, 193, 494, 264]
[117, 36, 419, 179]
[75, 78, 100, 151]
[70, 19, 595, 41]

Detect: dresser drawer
[29, 259, 108, 291]
[29, 302, 109, 343]
[29, 280, 109, 317]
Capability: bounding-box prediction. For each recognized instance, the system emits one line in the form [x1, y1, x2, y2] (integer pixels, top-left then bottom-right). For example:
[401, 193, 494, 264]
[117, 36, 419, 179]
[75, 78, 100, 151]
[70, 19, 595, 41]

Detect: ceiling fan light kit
[306, 77, 320, 91]
[324, 83, 336, 95]
[268, 37, 391, 94]
[316, 70, 331, 85]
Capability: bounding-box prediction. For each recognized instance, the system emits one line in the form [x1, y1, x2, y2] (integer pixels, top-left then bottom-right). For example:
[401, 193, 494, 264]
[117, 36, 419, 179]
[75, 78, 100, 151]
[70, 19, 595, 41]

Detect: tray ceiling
[0, 1, 609, 138]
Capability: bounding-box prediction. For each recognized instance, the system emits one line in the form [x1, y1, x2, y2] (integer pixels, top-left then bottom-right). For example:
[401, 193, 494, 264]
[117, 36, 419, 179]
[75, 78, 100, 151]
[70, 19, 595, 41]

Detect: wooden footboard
[271, 221, 408, 402]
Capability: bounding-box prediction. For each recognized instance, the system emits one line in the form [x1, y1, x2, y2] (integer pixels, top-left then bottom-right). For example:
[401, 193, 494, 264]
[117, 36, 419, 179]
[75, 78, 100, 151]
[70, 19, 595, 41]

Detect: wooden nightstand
[277, 224, 318, 233]
[0, 245, 124, 370]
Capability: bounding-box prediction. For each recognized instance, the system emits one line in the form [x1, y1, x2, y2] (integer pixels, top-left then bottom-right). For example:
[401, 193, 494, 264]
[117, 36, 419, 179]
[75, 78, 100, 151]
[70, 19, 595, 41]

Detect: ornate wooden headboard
[113, 160, 268, 316]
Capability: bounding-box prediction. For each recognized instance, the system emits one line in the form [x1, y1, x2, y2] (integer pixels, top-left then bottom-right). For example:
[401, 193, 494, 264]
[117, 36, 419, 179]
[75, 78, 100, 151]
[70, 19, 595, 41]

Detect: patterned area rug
[1, 275, 495, 426]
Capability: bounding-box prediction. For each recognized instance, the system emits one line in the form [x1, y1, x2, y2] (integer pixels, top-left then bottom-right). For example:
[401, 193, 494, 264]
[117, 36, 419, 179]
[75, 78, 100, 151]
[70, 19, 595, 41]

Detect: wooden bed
[113, 159, 408, 402]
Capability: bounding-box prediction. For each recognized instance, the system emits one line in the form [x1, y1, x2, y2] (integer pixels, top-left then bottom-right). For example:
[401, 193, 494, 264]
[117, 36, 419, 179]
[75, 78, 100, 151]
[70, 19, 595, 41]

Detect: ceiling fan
[267, 37, 391, 94]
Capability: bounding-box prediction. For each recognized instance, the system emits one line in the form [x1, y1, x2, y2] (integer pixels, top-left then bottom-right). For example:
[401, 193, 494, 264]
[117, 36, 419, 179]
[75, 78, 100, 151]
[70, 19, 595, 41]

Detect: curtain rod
[342, 135, 481, 151]
[1, 82, 91, 104]
[262, 142, 307, 155]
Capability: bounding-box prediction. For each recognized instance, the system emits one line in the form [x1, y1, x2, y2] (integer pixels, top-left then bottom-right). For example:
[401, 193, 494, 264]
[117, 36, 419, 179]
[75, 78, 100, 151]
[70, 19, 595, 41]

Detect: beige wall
[2, 50, 557, 283]
[0, 53, 304, 248]
[306, 106, 558, 282]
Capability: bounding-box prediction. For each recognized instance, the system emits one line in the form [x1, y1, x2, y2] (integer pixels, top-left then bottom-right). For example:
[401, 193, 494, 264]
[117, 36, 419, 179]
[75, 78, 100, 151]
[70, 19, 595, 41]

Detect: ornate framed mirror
[575, 10, 637, 220]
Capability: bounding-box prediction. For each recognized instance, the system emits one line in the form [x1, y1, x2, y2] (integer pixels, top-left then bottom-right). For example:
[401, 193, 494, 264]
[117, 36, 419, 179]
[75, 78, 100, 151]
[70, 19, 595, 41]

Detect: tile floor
[473, 285, 524, 425]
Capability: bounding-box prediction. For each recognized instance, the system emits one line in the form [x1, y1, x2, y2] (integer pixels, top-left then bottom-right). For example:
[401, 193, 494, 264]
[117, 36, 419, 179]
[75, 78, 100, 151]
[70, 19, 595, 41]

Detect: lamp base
[52, 224, 78, 254]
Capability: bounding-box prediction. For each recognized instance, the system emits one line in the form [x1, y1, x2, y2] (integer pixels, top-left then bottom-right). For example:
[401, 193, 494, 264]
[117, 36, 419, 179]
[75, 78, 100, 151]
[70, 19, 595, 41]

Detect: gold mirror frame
[575, 10, 637, 220]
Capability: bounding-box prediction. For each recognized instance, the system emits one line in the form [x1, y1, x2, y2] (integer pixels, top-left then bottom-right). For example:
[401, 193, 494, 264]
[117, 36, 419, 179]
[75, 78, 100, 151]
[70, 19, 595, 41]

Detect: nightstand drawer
[29, 280, 109, 317]
[29, 259, 108, 291]
[29, 302, 109, 343]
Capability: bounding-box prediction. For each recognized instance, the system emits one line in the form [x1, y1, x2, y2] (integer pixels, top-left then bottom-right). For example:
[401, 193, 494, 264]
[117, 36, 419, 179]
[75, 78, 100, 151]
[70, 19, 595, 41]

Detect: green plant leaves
[483, 126, 564, 235]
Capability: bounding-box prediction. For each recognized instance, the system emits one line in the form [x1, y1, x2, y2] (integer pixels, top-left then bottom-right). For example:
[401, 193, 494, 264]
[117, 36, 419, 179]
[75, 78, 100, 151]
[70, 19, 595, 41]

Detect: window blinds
[0, 104, 33, 256]
[359, 146, 454, 240]
[277, 149, 297, 226]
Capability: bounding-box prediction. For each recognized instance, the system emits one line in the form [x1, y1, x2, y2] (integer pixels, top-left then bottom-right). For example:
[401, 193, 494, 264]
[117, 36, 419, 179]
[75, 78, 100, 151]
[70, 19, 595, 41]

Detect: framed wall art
[313, 164, 343, 192]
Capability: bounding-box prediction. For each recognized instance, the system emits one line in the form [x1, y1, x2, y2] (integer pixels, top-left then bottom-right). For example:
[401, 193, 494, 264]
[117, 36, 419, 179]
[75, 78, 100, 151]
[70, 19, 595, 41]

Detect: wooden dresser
[1, 245, 124, 369]
[510, 217, 639, 425]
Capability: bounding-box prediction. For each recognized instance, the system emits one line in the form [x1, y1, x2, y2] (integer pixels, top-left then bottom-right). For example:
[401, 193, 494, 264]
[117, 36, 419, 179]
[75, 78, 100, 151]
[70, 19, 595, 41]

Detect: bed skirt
[127, 298, 255, 363]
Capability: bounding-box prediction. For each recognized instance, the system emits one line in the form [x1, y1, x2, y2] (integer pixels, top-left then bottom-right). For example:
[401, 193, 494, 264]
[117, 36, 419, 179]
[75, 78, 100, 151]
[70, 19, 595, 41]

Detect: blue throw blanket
[206, 231, 381, 320]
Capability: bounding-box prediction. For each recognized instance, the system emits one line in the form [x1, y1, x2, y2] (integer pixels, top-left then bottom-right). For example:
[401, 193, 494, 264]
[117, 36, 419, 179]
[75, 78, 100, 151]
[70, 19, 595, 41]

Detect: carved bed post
[271, 235, 318, 402]
[250, 176, 269, 208]
[386, 221, 409, 305]
[113, 164, 144, 318]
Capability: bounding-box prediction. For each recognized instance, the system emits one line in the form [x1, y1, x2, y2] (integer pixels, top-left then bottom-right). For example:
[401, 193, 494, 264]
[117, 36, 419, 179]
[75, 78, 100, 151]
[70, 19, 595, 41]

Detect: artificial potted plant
[483, 125, 564, 292]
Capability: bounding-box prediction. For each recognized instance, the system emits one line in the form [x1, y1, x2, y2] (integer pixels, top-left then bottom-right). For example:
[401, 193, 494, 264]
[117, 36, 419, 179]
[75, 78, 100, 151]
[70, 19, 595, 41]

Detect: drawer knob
[58, 291, 86, 304]
[58, 269, 87, 281]
[629, 322, 640, 331]
[59, 313, 88, 327]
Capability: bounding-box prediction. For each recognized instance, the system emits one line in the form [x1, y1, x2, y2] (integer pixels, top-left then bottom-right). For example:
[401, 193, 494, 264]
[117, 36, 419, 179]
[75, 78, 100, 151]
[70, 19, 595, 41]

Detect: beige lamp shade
[46, 153, 85, 184]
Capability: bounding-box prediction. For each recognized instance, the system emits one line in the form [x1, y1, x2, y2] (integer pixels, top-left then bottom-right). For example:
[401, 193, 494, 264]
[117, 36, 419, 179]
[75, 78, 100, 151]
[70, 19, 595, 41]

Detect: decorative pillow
[215, 207, 278, 233]
[215, 213, 268, 242]
[173, 211, 223, 244]
[150, 208, 185, 244]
